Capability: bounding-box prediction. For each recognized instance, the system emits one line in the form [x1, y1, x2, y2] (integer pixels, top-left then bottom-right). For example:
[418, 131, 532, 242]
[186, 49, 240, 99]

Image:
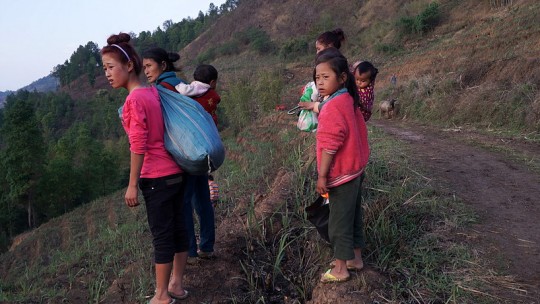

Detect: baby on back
[175, 64, 221, 126]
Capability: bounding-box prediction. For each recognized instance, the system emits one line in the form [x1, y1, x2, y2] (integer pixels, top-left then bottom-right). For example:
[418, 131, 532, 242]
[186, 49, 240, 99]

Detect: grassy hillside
[180, 0, 539, 132]
[1, 112, 494, 303]
[0, 190, 154, 303]
[4, 110, 530, 302]
[60, 0, 539, 131]
[1, 0, 539, 303]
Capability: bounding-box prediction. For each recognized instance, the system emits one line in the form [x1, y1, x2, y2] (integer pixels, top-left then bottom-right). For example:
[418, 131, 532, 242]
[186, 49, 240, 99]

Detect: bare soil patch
[372, 119, 540, 302]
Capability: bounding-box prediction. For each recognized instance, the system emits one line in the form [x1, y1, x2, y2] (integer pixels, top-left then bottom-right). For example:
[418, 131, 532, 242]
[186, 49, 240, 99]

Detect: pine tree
[1, 94, 45, 228]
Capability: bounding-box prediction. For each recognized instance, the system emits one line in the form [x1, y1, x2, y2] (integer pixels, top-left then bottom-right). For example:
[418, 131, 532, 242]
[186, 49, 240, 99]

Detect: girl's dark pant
[328, 173, 365, 260]
[139, 173, 189, 264]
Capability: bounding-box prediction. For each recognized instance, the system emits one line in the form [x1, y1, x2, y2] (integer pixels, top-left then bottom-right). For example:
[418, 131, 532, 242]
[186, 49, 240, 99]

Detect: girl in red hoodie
[313, 48, 370, 283]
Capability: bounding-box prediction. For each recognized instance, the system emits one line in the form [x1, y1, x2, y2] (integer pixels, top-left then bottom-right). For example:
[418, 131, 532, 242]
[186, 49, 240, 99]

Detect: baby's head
[351, 61, 378, 89]
[194, 64, 218, 89]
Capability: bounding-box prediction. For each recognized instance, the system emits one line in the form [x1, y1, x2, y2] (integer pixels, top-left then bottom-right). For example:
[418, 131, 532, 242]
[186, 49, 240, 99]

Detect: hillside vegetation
[181, 0, 539, 132]
[1, 0, 539, 303]
[1, 113, 486, 303]
[0, 76, 59, 107]
[0, 1, 239, 252]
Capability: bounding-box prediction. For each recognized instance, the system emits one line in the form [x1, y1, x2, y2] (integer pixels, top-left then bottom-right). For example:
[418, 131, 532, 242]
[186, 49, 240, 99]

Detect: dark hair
[208, 175, 214, 181]
[317, 28, 345, 50]
[355, 61, 379, 83]
[313, 47, 359, 107]
[101, 33, 142, 75]
[142, 47, 181, 72]
[193, 64, 218, 84]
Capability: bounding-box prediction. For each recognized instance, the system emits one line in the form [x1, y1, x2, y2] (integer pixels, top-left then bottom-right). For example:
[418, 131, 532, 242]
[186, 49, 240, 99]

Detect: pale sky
[0, 0, 226, 91]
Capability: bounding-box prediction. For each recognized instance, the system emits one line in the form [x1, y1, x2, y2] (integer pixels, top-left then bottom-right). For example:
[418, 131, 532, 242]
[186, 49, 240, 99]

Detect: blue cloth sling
[157, 84, 225, 175]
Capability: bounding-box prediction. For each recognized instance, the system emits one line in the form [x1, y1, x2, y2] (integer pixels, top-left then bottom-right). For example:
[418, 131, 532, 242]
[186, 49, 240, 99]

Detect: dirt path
[371, 119, 540, 300]
[176, 213, 246, 304]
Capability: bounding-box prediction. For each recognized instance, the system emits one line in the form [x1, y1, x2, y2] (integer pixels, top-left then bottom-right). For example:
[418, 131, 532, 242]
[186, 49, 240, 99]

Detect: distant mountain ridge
[0, 75, 59, 107]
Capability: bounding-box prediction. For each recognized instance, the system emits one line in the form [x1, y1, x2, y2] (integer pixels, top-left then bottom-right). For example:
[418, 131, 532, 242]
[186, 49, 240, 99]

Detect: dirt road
[372, 119, 540, 301]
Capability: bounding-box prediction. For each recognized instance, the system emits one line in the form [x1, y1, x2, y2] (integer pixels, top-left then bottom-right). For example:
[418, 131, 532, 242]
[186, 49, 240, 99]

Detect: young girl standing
[313, 48, 370, 283]
[101, 33, 189, 303]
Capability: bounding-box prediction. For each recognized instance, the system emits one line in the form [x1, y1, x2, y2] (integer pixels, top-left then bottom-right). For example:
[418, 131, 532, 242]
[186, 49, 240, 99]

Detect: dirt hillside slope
[372, 118, 540, 302]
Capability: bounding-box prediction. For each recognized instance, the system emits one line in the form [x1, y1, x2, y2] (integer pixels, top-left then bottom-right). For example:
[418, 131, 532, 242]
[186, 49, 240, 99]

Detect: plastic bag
[296, 81, 319, 132]
[300, 81, 318, 102]
[305, 195, 330, 243]
[158, 85, 225, 175]
[297, 109, 318, 132]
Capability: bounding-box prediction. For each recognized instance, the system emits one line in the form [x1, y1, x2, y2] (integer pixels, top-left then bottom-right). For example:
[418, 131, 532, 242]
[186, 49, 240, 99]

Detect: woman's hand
[126, 152, 144, 207]
[316, 176, 328, 195]
[299, 102, 314, 110]
[125, 185, 140, 207]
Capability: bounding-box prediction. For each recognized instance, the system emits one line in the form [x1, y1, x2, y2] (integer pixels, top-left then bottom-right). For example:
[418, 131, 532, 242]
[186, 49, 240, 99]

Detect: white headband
[111, 44, 130, 61]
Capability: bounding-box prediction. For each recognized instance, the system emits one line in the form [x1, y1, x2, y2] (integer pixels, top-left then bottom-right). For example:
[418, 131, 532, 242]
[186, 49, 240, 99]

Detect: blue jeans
[183, 174, 215, 257]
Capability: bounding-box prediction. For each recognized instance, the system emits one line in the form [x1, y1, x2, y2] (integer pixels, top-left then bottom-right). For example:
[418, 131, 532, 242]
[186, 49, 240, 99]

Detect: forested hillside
[0, 0, 240, 251]
[0, 75, 58, 108]
[0, 92, 11, 108]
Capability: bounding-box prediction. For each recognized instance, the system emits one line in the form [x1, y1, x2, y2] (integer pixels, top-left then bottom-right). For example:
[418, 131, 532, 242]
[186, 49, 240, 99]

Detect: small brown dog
[379, 99, 400, 119]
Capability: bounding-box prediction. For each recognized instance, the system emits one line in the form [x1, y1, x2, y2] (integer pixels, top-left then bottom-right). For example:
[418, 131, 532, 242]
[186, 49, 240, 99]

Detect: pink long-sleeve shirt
[316, 91, 370, 188]
[121, 87, 182, 178]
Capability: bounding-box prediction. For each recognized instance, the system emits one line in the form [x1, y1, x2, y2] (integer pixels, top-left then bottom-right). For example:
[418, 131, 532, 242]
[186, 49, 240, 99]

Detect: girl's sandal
[320, 269, 350, 283]
[147, 299, 176, 304]
[168, 289, 189, 300]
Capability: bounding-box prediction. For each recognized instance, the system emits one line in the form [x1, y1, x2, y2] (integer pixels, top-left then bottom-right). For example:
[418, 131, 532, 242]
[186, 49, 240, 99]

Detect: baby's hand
[299, 102, 314, 110]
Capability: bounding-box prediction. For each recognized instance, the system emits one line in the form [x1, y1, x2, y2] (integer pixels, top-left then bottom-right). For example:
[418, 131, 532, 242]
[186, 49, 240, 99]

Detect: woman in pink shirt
[101, 33, 189, 303]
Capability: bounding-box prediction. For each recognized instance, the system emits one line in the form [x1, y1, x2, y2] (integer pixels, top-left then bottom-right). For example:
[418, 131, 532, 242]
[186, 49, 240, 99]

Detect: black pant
[139, 173, 189, 264]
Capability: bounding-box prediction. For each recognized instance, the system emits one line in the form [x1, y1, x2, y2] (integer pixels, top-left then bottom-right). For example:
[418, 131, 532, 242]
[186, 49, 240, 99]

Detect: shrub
[234, 27, 275, 54]
[249, 32, 274, 54]
[398, 16, 418, 34]
[375, 43, 402, 55]
[196, 47, 217, 63]
[253, 70, 284, 112]
[398, 2, 440, 35]
[489, 0, 513, 8]
[279, 36, 311, 60]
[216, 40, 240, 56]
[233, 29, 251, 45]
[417, 2, 441, 32]
[220, 68, 285, 133]
[221, 79, 255, 134]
